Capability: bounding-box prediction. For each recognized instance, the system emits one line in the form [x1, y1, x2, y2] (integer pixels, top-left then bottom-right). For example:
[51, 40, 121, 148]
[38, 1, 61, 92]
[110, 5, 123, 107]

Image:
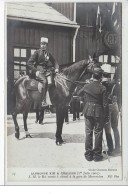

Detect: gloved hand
[55, 69, 59, 73]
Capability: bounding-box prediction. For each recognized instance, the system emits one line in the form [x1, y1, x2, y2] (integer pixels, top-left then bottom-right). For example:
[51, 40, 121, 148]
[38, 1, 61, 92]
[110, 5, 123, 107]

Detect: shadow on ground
[29, 132, 85, 143]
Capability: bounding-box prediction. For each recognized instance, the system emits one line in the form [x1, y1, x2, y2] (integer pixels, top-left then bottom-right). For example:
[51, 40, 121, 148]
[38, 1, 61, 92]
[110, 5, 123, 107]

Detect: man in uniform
[71, 88, 81, 121]
[78, 67, 109, 161]
[102, 77, 121, 155]
[27, 37, 59, 106]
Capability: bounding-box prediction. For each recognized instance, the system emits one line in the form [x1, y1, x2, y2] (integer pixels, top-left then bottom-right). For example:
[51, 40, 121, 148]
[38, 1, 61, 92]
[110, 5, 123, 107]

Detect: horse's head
[78, 57, 101, 81]
[87, 57, 101, 74]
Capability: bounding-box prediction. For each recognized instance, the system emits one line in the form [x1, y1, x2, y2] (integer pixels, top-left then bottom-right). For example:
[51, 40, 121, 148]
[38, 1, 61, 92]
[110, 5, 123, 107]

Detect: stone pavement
[6, 112, 122, 182]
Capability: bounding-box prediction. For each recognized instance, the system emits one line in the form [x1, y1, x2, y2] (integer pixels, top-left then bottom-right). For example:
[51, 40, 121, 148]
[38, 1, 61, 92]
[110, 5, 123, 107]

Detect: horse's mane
[63, 59, 87, 76]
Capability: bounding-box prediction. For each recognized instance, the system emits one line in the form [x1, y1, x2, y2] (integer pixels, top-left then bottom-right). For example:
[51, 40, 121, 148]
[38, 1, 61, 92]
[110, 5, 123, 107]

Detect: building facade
[6, 2, 121, 113]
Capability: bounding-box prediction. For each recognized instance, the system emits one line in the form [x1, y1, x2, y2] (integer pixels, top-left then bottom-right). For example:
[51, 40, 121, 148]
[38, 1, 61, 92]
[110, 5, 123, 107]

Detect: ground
[6, 112, 122, 183]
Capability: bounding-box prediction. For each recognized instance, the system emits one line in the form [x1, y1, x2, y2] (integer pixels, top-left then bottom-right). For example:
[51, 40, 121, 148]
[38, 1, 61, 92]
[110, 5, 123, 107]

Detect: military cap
[93, 67, 103, 75]
[40, 37, 48, 43]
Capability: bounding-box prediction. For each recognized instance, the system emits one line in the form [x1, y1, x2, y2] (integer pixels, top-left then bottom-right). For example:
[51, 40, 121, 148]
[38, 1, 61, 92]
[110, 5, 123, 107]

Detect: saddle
[25, 78, 43, 93]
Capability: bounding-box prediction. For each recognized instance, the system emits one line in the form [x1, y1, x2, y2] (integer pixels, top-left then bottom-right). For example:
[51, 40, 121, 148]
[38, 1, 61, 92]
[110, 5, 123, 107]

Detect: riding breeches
[84, 116, 104, 160]
[36, 74, 47, 101]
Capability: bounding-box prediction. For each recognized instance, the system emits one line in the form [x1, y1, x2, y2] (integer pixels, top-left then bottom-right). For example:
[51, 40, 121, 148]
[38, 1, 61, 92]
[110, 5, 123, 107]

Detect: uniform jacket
[27, 49, 59, 76]
[78, 80, 108, 118]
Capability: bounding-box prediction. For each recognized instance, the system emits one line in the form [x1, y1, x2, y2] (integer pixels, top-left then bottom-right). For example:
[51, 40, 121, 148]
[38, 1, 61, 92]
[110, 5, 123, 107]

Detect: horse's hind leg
[23, 112, 32, 138]
[12, 112, 20, 139]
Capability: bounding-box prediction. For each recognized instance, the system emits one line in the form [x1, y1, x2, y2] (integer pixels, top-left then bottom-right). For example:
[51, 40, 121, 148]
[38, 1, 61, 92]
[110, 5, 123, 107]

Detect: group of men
[78, 68, 121, 161]
[26, 36, 121, 162]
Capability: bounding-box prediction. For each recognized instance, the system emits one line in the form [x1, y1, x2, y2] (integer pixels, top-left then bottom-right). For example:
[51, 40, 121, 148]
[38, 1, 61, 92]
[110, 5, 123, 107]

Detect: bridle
[55, 59, 95, 88]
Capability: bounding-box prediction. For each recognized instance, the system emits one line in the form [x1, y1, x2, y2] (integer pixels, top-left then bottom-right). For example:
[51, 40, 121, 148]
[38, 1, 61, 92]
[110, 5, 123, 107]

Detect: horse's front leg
[23, 112, 32, 138]
[55, 106, 66, 146]
[12, 112, 20, 139]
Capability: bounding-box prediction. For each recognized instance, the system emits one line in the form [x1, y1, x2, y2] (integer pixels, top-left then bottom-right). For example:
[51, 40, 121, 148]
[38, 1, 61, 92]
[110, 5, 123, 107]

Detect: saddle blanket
[25, 78, 52, 106]
[26, 79, 43, 93]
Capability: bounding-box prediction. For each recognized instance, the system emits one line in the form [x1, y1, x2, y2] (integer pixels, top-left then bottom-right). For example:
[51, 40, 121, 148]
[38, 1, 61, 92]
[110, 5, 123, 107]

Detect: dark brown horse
[12, 58, 92, 145]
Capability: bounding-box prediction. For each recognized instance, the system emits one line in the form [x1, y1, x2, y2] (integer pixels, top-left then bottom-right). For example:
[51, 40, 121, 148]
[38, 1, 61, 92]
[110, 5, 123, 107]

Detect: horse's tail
[14, 76, 28, 89]
[10, 87, 16, 114]
[11, 76, 28, 113]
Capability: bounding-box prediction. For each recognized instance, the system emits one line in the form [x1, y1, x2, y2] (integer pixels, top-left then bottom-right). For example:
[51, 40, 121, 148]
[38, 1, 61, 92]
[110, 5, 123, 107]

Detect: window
[21, 49, 26, 57]
[115, 56, 120, 63]
[104, 55, 108, 63]
[13, 47, 27, 81]
[31, 49, 36, 55]
[13, 47, 38, 81]
[99, 55, 108, 63]
[14, 48, 20, 57]
[99, 55, 103, 62]
[111, 55, 120, 63]
[111, 55, 115, 63]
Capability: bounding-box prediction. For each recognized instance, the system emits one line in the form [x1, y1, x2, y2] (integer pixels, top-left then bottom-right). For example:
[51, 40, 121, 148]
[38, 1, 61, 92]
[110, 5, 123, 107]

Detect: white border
[0, 0, 5, 186]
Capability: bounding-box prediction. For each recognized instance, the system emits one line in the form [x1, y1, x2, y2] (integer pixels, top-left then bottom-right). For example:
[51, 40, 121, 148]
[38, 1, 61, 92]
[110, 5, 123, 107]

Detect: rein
[56, 61, 91, 88]
[56, 73, 86, 88]
[54, 61, 94, 95]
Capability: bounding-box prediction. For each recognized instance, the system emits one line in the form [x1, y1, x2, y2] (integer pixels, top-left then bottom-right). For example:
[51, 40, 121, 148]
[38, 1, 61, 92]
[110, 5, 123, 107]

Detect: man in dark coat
[27, 37, 59, 106]
[78, 67, 109, 161]
[71, 88, 81, 121]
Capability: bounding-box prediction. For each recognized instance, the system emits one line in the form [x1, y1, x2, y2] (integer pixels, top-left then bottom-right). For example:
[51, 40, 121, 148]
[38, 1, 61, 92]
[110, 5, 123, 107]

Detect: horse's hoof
[56, 141, 62, 146]
[15, 132, 19, 139]
[61, 140, 66, 144]
[26, 134, 32, 138]
[60, 139, 66, 144]
[39, 122, 44, 125]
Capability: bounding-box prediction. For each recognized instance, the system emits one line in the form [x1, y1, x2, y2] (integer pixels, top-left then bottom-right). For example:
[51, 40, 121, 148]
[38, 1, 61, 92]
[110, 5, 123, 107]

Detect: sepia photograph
[4, 0, 127, 185]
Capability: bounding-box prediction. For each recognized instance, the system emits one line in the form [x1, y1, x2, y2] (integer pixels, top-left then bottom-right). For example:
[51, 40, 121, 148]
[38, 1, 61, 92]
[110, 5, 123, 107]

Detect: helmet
[40, 37, 48, 43]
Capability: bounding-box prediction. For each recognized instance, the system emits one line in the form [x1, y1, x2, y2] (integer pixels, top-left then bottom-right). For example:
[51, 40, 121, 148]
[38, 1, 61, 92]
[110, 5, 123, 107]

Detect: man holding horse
[78, 67, 109, 162]
[27, 37, 59, 106]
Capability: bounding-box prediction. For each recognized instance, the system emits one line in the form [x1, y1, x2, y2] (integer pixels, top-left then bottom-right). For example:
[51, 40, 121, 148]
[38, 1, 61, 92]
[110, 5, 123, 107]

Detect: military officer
[78, 67, 109, 162]
[27, 37, 59, 106]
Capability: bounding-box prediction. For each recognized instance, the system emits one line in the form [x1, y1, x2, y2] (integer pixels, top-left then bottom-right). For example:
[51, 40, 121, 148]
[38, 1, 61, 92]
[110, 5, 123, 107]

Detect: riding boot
[41, 86, 48, 107]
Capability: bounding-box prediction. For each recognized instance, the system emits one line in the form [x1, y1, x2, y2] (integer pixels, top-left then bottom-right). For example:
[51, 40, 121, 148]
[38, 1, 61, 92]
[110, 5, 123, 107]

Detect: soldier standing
[71, 88, 81, 121]
[27, 37, 59, 106]
[102, 78, 121, 155]
[78, 68, 109, 161]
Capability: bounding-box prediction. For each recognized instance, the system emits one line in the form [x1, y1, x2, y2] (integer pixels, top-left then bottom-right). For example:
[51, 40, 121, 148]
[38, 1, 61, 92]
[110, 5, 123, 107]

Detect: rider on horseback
[27, 37, 59, 106]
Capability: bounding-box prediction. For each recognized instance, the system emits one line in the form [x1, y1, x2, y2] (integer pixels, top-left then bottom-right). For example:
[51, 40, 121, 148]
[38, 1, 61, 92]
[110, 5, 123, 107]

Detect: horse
[12, 58, 93, 145]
